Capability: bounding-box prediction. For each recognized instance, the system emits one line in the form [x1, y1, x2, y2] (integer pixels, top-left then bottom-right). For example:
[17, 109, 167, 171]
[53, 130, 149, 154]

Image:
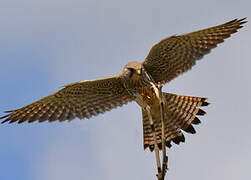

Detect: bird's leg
[147, 82, 168, 179]
[146, 106, 162, 178]
[158, 82, 168, 178]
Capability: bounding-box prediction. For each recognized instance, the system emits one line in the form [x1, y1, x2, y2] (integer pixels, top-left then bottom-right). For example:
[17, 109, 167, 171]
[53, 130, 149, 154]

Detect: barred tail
[142, 92, 210, 151]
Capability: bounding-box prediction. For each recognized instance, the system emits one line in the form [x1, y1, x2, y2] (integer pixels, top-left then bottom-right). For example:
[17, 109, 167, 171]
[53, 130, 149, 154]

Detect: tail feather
[142, 92, 210, 151]
[164, 93, 208, 134]
[191, 117, 201, 124]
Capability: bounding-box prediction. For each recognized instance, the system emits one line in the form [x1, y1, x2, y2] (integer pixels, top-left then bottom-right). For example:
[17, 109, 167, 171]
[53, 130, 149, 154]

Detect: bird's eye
[136, 69, 141, 75]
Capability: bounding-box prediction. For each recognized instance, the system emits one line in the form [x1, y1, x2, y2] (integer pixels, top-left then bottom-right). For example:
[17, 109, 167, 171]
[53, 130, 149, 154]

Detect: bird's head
[120, 61, 143, 81]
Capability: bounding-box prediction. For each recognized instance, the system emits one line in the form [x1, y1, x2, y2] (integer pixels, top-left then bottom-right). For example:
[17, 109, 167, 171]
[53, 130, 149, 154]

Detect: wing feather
[1, 76, 133, 124]
[143, 18, 247, 84]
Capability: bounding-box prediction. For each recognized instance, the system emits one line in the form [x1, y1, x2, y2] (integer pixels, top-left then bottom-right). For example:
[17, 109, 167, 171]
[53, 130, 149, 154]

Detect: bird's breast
[135, 86, 160, 109]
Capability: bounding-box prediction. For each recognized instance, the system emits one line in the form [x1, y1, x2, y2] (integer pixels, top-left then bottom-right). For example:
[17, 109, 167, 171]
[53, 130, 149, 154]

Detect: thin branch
[158, 82, 168, 179]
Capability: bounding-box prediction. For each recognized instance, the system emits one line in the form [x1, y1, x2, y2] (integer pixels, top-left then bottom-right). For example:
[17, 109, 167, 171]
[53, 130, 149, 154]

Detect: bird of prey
[0, 18, 246, 151]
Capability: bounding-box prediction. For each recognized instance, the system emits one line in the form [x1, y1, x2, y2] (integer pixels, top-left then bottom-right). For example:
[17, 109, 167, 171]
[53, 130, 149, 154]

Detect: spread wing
[143, 18, 247, 84]
[1, 76, 134, 124]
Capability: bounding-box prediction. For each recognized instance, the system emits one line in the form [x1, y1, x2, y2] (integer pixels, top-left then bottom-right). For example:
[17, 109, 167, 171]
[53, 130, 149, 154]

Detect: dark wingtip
[166, 141, 172, 148]
[229, 17, 247, 25]
[144, 144, 148, 150]
[197, 109, 206, 116]
[149, 144, 154, 152]
[179, 133, 185, 142]
[184, 124, 196, 134]
[236, 18, 248, 29]
[192, 117, 201, 125]
[1, 110, 15, 123]
[3, 110, 15, 113]
[172, 136, 181, 144]
[0, 113, 11, 123]
[1, 119, 8, 124]
[17, 119, 26, 124]
[201, 97, 208, 101]
[201, 101, 210, 106]
[173, 133, 186, 145]
[8, 119, 17, 124]
[238, 17, 247, 24]
[0, 114, 9, 120]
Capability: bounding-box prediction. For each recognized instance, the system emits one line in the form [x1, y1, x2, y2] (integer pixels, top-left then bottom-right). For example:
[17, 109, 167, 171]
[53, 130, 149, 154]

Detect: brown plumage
[142, 93, 210, 151]
[143, 18, 247, 84]
[0, 18, 247, 151]
[1, 77, 134, 124]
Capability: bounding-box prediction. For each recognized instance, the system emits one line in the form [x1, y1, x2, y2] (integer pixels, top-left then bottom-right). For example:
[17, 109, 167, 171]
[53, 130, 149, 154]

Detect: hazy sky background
[0, 0, 250, 180]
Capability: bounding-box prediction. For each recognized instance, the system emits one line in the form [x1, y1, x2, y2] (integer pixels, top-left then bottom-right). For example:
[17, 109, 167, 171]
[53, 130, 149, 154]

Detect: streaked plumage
[0, 18, 246, 151]
[142, 93, 209, 151]
[143, 18, 246, 84]
[1, 77, 134, 124]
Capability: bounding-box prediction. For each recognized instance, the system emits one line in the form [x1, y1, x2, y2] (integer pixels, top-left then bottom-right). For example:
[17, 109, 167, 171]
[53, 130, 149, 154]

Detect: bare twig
[158, 82, 168, 179]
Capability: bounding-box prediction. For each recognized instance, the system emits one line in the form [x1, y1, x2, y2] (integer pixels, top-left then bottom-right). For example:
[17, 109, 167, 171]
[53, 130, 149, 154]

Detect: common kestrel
[1, 18, 246, 151]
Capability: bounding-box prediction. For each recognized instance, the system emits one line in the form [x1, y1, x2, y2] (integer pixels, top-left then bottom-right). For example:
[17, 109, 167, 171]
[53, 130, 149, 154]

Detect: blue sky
[0, 0, 250, 180]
